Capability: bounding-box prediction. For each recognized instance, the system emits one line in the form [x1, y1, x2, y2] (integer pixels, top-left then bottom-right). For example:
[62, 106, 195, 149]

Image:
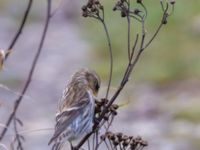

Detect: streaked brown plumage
[49, 68, 100, 150]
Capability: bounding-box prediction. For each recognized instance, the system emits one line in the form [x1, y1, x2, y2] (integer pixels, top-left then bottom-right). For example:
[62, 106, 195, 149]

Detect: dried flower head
[101, 131, 147, 150]
[81, 0, 104, 19]
[169, 0, 176, 5]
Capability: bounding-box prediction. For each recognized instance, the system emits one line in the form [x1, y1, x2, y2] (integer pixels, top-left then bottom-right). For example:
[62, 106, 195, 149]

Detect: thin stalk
[5, 0, 33, 60]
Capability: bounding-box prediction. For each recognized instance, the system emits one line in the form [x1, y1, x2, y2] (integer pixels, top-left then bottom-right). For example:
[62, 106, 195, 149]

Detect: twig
[5, 0, 33, 60]
[0, 0, 52, 141]
[143, 4, 169, 49]
[130, 34, 139, 61]
[50, 0, 64, 18]
[100, 18, 113, 99]
[13, 116, 24, 150]
[127, 0, 131, 61]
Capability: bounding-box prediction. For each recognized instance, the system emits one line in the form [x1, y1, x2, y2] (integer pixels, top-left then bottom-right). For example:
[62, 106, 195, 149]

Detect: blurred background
[0, 0, 200, 149]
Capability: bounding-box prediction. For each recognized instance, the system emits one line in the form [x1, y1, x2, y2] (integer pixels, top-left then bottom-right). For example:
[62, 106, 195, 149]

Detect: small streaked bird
[0, 49, 6, 70]
[48, 68, 101, 150]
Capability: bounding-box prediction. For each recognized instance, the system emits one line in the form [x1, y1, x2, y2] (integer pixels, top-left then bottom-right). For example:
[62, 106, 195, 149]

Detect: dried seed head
[82, 5, 87, 11]
[107, 132, 114, 140]
[112, 104, 119, 110]
[122, 135, 129, 141]
[113, 6, 117, 11]
[116, 132, 123, 140]
[99, 5, 104, 10]
[117, 1, 122, 6]
[87, 2, 93, 8]
[101, 98, 108, 104]
[136, 0, 143, 3]
[94, 1, 100, 5]
[169, 0, 175, 5]
[100, 134, 106, 140]
[130, 139, 136, 146]
[141, 140, 148, 147]
[113, 138, 119, 146]
[133, 8, 141, 15]
[110, 134, 116, 141]
[95, 100, 103, 106]
[121, 11, 126, 17]
[129, 136, 134, 140]
[82, 11, 88, 17]
[111, 109, 117, 116]
[122, 139, 129, 147]
[106, 131, 112, 136]
[135, 136, 142, 142]
[95, 107, 101, 113]
[162, 13, 169, 24]
[91, 7, 97, 12]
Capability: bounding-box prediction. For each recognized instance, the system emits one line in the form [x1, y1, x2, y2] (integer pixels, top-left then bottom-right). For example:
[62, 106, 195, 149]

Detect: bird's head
[85, 70, 101, 96]
[71, 68, 101, 96]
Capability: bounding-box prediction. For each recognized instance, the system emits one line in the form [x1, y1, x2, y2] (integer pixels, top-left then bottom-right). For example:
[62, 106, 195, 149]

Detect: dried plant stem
[127, 0, 131, 61]
[13, 116, 23, 150]
[100, 18, 113, 99]
[76, 2, 171, 149]
[144, 4, 168, 49]
[5, 0, 33, 60]
[0, 0, 52, 141]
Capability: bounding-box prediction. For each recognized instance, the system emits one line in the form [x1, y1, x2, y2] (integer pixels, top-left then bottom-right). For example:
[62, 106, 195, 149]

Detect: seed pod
[99, 5, 104, 10]
[101, 98, 108, 104]
[133, 8, 141, 15]
[122, 139, 129, 147]
[91, 7, 97, 12]
[110, 134, 116, 141]
[122, 135, 129, 141]
[121, 11, 126, 17]
[116, 132, 123, 141]
[94, 1, 100, 5]
[100, 134, 106, 140]
[169, 0, 175, 5]
[112, 104, 119, 110]
[136, 0, 143, 3]
[141, 140, 148, 147]
[113, 138, 119, 146]
[81, 5, 87, 11]
[113, 6, 117, 11]
[82, 12, 88, 17]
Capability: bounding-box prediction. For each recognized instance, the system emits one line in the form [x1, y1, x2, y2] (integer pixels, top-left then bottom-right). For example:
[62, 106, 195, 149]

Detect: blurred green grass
[81, 0, 200, 84]
[174, 102, 200, 123]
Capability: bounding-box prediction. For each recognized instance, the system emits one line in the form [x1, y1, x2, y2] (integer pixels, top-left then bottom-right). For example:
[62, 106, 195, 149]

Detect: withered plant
[0, 0, 175, 150]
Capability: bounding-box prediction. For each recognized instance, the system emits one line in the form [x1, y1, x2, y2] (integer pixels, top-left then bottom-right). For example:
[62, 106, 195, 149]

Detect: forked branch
[76, 0, 175, 149]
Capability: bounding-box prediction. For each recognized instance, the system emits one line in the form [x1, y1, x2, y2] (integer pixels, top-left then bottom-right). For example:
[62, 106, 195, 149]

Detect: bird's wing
[48, 91, 91, 145]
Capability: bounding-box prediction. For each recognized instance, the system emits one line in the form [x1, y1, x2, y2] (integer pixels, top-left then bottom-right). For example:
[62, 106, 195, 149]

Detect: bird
[48, 68, 101, 150]
[0, 49, 6, 70]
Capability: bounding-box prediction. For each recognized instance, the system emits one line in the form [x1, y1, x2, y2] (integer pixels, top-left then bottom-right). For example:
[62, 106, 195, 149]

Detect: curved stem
[143, 4, 168, 49]
[5, 0, 33, 60]
[100, 19, 113, 99]
[127, 0, 131, 61]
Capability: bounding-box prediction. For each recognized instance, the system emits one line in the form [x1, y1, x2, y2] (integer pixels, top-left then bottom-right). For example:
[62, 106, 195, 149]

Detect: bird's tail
[48, 137, 54, 146]
[50, 142, 64, 150]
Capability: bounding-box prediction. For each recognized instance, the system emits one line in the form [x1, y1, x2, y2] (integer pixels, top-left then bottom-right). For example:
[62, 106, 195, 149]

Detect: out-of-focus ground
[0, 0, 200, 150]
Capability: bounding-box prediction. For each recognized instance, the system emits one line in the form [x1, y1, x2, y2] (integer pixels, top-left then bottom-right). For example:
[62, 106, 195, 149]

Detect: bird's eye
[95, 81, 100, 91]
